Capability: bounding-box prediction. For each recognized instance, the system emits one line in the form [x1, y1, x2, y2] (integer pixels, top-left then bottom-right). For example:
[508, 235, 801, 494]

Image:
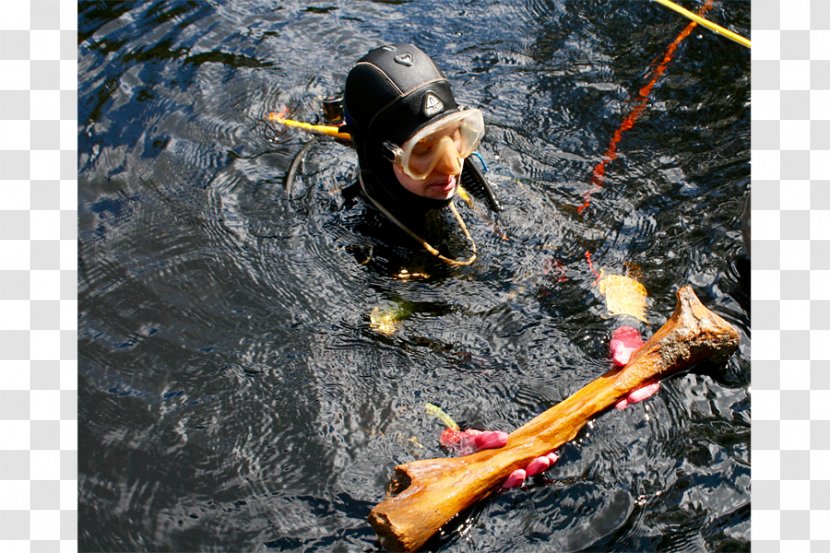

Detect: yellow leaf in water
[598, 273, 648, 322]
[424, 402, 460, 430]
[394, 268, 430, 280]
[369, 306, 401, 336]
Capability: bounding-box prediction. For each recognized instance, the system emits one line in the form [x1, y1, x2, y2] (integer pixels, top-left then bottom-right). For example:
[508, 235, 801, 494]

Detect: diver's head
[343, 44, 484, 217]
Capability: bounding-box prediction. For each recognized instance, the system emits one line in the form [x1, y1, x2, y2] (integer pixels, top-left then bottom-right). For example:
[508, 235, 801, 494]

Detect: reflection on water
[79, 1, 750, 551]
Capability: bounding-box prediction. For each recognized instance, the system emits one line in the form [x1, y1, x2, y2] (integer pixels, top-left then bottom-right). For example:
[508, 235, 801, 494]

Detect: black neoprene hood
[344, 43, 459, 150]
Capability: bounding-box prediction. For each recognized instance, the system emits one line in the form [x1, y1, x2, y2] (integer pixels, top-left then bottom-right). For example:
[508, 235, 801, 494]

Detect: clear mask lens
[390, 109, 484, 181]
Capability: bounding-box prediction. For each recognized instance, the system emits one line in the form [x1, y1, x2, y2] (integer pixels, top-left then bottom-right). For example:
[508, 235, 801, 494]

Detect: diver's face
[392, 133, 463, 200]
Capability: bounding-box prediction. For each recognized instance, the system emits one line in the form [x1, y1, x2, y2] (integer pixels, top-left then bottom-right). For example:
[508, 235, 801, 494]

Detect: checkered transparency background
[751, 0, 830, 549]
[0, 0, 825, 551]
[0, 1, 77, 552]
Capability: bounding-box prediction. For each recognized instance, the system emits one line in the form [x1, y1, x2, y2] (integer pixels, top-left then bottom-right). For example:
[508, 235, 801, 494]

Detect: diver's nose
[434, 137, 462, 175]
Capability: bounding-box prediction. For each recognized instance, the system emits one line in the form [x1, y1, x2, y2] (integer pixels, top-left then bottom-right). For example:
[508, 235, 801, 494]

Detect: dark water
[78, 1, 750, 551]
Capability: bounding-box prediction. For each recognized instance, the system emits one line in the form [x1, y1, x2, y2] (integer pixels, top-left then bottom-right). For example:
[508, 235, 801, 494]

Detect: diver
[338, 43, 500, 268]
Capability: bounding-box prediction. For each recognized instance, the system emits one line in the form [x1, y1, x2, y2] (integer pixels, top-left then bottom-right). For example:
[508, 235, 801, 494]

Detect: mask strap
[359, 175, 477, 267]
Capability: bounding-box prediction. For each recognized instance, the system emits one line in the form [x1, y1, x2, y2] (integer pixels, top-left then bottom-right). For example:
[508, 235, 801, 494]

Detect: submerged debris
[598, 271, 648, 322]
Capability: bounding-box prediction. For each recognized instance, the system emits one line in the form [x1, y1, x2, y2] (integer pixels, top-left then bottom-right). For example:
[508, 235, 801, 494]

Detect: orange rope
[585, 250, 601, 282]
[577, 0, 715, 216]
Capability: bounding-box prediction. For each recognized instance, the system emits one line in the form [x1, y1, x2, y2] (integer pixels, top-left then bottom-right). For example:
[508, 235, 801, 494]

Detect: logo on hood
[422, 92, 444, 117]
[394, 53, 413, 66]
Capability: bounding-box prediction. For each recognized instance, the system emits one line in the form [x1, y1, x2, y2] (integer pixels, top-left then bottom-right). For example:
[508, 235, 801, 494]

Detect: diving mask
[383, 109, 485, 181]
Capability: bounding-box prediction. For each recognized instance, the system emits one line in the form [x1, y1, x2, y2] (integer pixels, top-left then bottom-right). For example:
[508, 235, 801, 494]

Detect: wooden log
[368, 285, 740, 552]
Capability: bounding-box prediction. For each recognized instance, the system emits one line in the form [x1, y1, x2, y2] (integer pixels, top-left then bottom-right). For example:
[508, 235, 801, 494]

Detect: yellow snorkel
[268, 109, 353, 141]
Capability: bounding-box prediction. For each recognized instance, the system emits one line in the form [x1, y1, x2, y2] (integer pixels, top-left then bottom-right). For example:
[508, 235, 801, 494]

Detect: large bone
[369, 285, 740, 552]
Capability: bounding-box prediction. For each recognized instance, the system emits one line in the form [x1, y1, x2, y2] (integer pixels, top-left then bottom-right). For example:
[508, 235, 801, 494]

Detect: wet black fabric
[344, 44, 458, 147]
[339, 186, 459, 278]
